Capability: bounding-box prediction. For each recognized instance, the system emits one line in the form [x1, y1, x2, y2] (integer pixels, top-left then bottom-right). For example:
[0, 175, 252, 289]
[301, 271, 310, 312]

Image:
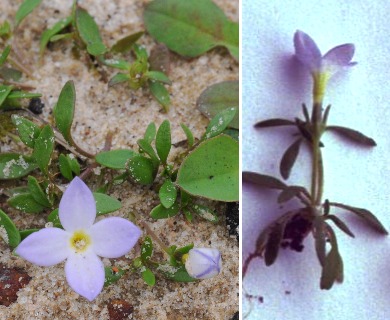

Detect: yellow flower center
[70, 231, 91, 253]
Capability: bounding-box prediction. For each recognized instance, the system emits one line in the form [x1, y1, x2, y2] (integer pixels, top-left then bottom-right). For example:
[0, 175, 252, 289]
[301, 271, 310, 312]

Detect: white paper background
[242, 1, 390, 319]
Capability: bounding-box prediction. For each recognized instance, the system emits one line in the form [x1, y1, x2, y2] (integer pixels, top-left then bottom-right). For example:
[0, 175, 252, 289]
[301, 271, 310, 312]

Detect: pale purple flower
[15, 177, 142, 301]
[184, 248, 222, 279]
[294, 30, 356, 102]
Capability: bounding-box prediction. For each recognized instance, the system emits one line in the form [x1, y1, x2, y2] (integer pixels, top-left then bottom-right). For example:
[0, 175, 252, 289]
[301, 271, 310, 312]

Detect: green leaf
[180, 189, 191, 207]
[27, 176, 52, 207]
[0, 209, 21, 248]
[59, 154, 73, 180]
[183, 207, 193, 223]
[8, 193, 46, 213]
[53, 80, 75, 143]
[47, 208, 62, 228]
[175, 243, 194, 256]
[111, 31, 144, 53]
[326, 126, 376, 147]
[93, 192, 122, 215]
[141, 236, 153, 262]
[49, 33, 74, 42]
[243, 170, 288, 189]
[19, 229, 39, 240]
[0, 21, 11, 39]
[313, 216, 326, 266]
[159, 179, 177, 208]
[150, 202, 180, 219]
[0, 153, 38, 180]
[15, 0, 42, 27]
[75, 7, 107, 56]
[156, 120, 171, 164]
[280, 138, 302, 180]
[329, 202, 388, 235]
[127, 154, 156, 184]
[104, 266, 125, 287]
[108, 73, 130, 87]
[148, 80, 171, 111]
[0, 85, 13, 108]
[144, 122, 156, 144]
[326, 215, 355, 238]
[158, 264, 196, 282]
[0, 67, 22, 82]
[197, 81, 239, 129]
[0, 45, 11, 66]
[141, 268, 156, 286]
[203, 107, 236, 140]
[40, 16, 73, 57]
[146, 71, 171, 85]
[100, 58, 131, 70]
[144, 0, 238, 60]
[11, 115, 41, 148]
[95, 149, 136, 169]
[6, 91, 42, 100]
[32, 125, 54, 175]
[180, 123, 194, 148]
[137, 138, 160, 166]
[190, 203, 218, 223]
[177, 135, 238, 201]
[254, 118, 296, 128]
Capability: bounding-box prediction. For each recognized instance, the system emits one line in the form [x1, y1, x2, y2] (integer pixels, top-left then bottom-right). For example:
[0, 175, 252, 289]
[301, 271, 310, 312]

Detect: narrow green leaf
[254, 118, 296, 128]
[8, 193, 46, 213]
[32, 125, 55, 175]
[322, 105, 331, 125]
[0, 85, 13, 108]
[329, 202, 388, 235]
[150, 203, 180, 219]
[146, 71, 171, 85]
[11, 115, 41, 148]
[0, 209, 21, 248]
[0, 153, 38, 180]
[49, 33, 74, 42]
[0, 45, 11, 66]
[242, 171, 287, 190]
[15, 0, 42, 27]
[69, 156, 80, 175]
[190, 203, 218, 223]
[6, 91, 42, 100]
[144, 122, 156, 144]
[95, 149, 136, 169]
[75, 7, 107, 56]
[127, 154, 156, 184]
[326, 214, 355, 238]
[158, 264, 196, 282]
[19, 229, 39, 240]
[108, 73, 130, 87]
[203, 107, 236, 140]
[180, 123, 194, 148]
[47, 208, 62, 228]
[175, 243, 194, 256]
[183, 207, 193, 223]
[93, 192, 121, 215]
[59, 154, 73, 180]
[197, 81, 239, 129]
[148, 80, 170, 111]
[144, 0, 238, 59]
[27, 176, 52, 207]
[0, 21, 11, 39]
[180, 189, 191, 207]
[264, 218, 288, 266]
[280, 138, 302, 180]
[313, 216, 326, 266]
[53, 80, 75, 143]
[100, 58, 131, 70]
[141, 268, 156, 286]
[40, 16, 73, 57]
[104, 266, 125, 287]
[111, 31, 144, 53]
[177, 135, 238, 201]
[326, 126, 376, 147]
[137, 138, 160, 166]
[156, 120, 171, 164]
[159, 179, 177, 208]
[141, 236, 153, 262]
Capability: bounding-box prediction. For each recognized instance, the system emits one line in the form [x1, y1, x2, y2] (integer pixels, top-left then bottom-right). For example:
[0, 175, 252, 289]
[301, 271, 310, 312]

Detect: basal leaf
[53, 80, 75, 143]
[141, 268, 156, 286]
[32, 124, 54, 175]
[197, 81, 239, 129]
[177, 135, 238, 202]
[95, 149, 136, 169]
[40, 16, 73, 57]
[180, 123, 194, 148]
[108, 73, 130, 87]
[27, 175, 52, 207]
[326, 126, 376, 147]
[242, 171, 287, 190]
[264, 218, 288, 266]
[8, 192, 46, 213]
[190, 203, 218, 223]
[93, 192, 121, 215]
[254, 118, 296, 128]
[11, 115, 41, 148]
[137, 138, 160, 166]
[203, 107, 236, 140]
[313, 216, 326, 266]
[144, 122, 156, 144]
[148, 80, 170, 111]
[144, 0, 238, 59]
[127, 154, 156, 185]
[156, 120, 171, 164]
[150, 202, 180, 219]
[111, 31, 144, 53]
[0, 153, 38, 180]
[159, 179, 177, 208]
[326, 214, 355, 238]
[15, 0, 42, 27]
[280, 138, 302, 180]
[0, 209, 21, 248]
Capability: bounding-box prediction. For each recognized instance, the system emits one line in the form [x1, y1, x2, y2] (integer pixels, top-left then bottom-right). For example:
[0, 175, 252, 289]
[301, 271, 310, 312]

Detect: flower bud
[184, 248, 222, 280]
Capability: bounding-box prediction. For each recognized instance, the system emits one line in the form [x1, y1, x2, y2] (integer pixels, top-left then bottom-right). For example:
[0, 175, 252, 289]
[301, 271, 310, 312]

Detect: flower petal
[65, 251, 104, 301]
[185, 248, 222, 280]
[59, 177, 96, 232]
[294, 30, 322, 72]
[15, 228, 70, 266]
[89, 217, 142, 258]
[323, 43, 355, 66]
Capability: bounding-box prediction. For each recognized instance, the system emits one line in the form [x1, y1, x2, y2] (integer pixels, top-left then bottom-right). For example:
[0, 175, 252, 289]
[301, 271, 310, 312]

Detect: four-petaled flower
[15, 177, 142, 301]
[184, 248, 222, 280]
[294, 30, 356, 103]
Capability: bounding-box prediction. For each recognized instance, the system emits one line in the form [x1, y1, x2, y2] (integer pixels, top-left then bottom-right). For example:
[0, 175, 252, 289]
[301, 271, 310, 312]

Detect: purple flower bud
[184, 248, 222, 279]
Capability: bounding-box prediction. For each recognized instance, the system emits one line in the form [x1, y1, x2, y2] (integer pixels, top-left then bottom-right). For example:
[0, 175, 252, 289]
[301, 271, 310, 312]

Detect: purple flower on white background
[15, 177, 142, 301]
[294, 30, 356, 103]
[184, 248, 222, 279]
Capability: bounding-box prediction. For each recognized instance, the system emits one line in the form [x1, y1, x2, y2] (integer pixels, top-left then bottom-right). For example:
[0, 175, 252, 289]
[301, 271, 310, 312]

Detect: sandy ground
[0, 0, 239, 319]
